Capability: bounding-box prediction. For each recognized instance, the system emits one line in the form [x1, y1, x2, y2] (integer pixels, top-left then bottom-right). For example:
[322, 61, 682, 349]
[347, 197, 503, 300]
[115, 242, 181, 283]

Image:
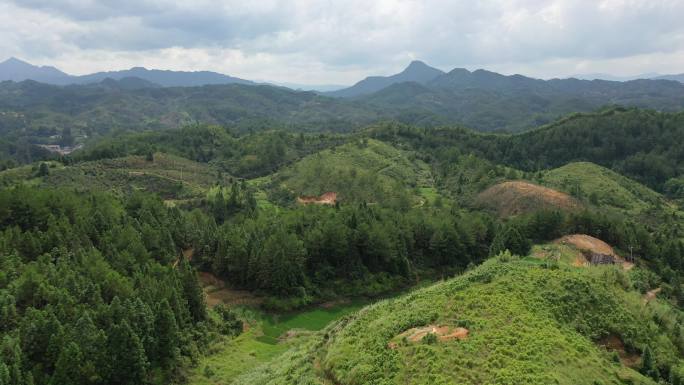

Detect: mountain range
[2, 57, 684, 143]
[4, 56, 683, 93]
[0, 57, 253, 87]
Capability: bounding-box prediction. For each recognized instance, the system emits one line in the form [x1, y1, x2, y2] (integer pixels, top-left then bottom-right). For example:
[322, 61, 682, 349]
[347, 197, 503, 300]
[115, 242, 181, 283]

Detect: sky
[1, 0, 684, 85]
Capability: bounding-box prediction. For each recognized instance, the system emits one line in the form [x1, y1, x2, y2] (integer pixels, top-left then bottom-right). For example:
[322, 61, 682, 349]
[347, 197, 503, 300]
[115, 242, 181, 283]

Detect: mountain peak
[401, 60, 442, 76]
[0, 57, 71, 83]
[327, 60, 444, 97]
[405, 60, 429, 69]
[2, 57, 26, 64]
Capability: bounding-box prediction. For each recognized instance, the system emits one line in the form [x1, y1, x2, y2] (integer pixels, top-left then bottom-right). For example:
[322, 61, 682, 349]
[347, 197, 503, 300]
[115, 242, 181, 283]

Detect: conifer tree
[107, 321, 148, 385]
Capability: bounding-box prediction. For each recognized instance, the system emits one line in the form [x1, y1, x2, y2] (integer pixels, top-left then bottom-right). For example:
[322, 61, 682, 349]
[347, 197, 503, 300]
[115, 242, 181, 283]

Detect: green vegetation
[262, 138, 434, 205]
[0, 187, 225, 384]
[0, 105, 682, 384]
[0, 152, 229, 200]
[369, 108, 684, 193]
[189, 301, 364, 385]
[233, 257, 683, 385]
[542, 162, 669, 217]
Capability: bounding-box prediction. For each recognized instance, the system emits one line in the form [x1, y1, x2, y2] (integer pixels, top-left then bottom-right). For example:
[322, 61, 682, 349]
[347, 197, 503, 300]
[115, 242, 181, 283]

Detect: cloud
[2, 0, 684, 84]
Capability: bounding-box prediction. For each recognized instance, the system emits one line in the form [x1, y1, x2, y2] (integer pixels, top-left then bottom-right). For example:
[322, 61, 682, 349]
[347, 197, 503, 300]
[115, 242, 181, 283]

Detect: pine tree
[107, 321, 148, 385]
[51, 342, 83, 385]
[178, 259, 206, 322]
[154, 300, 179, 368]
[640, 346, 659, 380]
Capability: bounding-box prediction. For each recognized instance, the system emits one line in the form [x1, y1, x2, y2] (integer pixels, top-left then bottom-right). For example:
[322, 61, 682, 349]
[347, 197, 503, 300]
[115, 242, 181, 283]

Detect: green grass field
[188, 301, 366, 385]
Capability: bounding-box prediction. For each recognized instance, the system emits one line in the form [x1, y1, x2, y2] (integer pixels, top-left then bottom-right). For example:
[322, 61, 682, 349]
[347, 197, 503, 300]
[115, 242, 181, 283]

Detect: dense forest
[368, 108, 684, 193]
[0, 188, 243, 385]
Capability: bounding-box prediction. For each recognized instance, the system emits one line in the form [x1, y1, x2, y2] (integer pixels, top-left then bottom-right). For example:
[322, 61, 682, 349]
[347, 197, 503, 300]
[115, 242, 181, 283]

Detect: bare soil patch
[555, 234, 632, 269]
[477, 181, 580, 216]
[598, 334, 641, 368]
[297, 191, 337, 205]
[643, 287, 662, 304]
[319, 299, 352, 309]
[557, 234, 615, 255]
[390, 325, 469, 348]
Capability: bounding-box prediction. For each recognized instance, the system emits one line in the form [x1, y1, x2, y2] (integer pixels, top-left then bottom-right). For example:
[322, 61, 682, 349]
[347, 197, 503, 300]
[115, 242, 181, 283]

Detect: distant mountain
[73, 67, 253, 87]
[0, 57, 72, 84]
[359, 67, 684, 131]
[270, 82, 347, 92]
[0, 57, 253, 87]
[96, 77, 162, 90]
[570, 73, 660, 81]
[654, 74, 684, 83]
[326, 60, 444, 97]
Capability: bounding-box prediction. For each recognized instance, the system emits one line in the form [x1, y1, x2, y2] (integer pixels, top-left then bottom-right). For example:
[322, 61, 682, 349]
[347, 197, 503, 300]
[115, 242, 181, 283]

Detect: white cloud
[1, 0, 684, 84]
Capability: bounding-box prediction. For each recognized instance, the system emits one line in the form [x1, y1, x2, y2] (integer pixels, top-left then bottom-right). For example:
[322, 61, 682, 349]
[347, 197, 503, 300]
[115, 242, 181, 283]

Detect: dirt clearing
[643, 288, 661, 304]
[477, 181, 580, 216]
[556, 234, 615, 256]
[390, 325, 469, 348]
[555, 234, 632, 269]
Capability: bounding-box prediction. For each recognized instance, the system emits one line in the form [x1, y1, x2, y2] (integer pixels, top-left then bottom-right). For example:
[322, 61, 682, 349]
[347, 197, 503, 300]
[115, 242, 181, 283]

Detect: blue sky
[2, 0, 684, 84]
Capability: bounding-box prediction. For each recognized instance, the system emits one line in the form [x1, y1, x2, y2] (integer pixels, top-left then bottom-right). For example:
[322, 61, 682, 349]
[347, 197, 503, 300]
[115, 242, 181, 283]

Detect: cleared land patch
[391, 325, 469, 346]
[477, 180, 580, 216]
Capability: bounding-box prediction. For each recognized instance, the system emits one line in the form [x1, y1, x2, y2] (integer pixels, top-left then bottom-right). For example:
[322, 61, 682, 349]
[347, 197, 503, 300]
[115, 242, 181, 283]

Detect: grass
[541, 162, 669, 217]
[262, 139, 435, 205]
[530, 243, 586, 266]
[188, 329, 293, 385]
[231, 255, 682, 385]
[188, 301, 366, 385]
[258, 301, 366, 344]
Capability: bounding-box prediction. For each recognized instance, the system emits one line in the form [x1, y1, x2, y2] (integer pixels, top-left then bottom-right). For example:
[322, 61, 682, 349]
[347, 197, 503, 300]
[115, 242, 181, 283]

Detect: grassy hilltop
[233, 255, 683, 385]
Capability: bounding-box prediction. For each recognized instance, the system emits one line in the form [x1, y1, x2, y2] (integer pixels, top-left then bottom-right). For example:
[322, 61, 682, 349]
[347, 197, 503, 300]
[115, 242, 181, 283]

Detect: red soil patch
[555, 234, 632, 269]
[557, 234, 615, 256]
[297, 191, 337, 205]
[477, 181, 580, 216]
[391, 325, 469, 347]
[598, 334, 640, 367]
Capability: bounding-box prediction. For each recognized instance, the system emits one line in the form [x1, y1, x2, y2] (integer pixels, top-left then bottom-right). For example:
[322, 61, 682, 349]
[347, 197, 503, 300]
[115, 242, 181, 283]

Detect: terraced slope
[0, 152, 227, 199]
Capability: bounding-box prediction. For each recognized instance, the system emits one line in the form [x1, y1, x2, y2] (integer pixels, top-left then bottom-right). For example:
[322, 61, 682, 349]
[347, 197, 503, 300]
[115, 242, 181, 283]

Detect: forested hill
[368, 108, 684, 194]
[359, 70, 684, 131]
[1, 67, 684, 164]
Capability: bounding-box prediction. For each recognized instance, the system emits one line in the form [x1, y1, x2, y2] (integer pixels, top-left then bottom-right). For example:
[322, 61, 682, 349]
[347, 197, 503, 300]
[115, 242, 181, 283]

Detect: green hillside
[541, 162, 670, 217]
[259, 139, 438, 206]
[0, 152, 227, 199]
[232, 256, 683, 385]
